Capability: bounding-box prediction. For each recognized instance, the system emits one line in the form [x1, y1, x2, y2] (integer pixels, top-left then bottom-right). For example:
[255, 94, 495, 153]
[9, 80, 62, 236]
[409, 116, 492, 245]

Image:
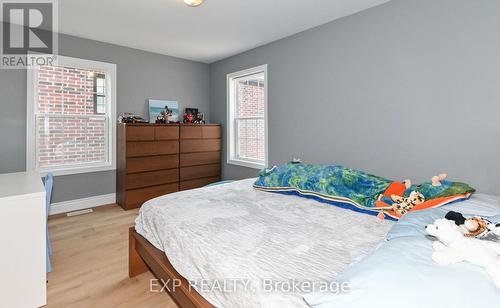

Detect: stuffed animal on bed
[404, 173, 474, 200]
[431, 173, 448, 186]
[390, 191, 425, 215]
[445, 211, 500, 241]
[377, 173, 449, 216]
[375, 173, 475, 217]
[426, 218, 500, 289]
[378, 191, 426, 215]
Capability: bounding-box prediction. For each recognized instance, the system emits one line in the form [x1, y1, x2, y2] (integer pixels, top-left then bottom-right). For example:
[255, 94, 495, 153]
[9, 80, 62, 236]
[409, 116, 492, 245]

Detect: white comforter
[135, 178, 394, 308]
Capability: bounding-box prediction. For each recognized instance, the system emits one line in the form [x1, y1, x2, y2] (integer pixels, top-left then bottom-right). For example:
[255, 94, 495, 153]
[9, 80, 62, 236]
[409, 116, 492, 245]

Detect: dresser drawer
[126, 169, 179, 190]
[127, 126, 155, 141]
[180, 164, 220, 181]
[155, 126, 179, 140]
[126, 155, 179, 173]
[180, 139, 221, 153]
[180, 176, 220, 191]
[180, 125, 221, 139]
[180, 126, 202, 139]
[127, 141, 179, 157]
[125, 183, 178, 209]
[202, 126, 221, 139]
[180, 152, 220, 167]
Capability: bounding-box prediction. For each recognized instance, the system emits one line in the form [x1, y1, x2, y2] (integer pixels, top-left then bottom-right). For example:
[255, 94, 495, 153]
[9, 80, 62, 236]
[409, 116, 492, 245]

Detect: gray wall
[210, 0, 500, 195]
[0, 32, 210, 202]
[3, 0, 500, 201]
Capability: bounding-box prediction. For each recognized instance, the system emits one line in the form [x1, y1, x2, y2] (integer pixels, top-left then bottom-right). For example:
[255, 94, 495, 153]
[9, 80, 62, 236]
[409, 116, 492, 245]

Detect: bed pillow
[254, 161, 475, 220]
[303, 236, 500, 308]
[385, 208, 448, 240]
[442, 193, 500, 217]
[304, 203, 500, 308]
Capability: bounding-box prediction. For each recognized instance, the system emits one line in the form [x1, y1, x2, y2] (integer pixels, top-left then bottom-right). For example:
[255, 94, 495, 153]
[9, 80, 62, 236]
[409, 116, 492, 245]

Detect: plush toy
[390, 191, 425, 215]
[373, 173, 474, 219]
[445, 211, 500, 240]
[399, 173, 447, 191]
[403, 179, 412, 189]
[397, 173, 452, 210]
[426, 218, 500, 288]
[431, 173, 448, 186]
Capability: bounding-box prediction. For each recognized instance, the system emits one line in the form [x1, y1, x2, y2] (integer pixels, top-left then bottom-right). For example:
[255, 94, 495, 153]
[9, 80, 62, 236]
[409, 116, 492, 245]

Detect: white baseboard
[49, 193, 116, 215]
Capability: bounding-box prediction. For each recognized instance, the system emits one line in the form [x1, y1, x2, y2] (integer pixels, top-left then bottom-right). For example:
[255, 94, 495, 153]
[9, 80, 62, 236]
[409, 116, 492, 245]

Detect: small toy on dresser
[118, 113, 148, 123]
[426, 218, 500, 289]
[156, 106, 172, 124]
[183, 112, 194, 123]
[183, 107, 197, 123]
[192, 112, 205, 124]
[182, 108, 205, 124]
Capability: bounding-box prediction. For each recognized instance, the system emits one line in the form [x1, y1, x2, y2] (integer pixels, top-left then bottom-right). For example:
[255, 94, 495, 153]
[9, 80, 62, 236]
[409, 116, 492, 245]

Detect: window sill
[36, 164, 116, 177]
[227, 158, 265, 170]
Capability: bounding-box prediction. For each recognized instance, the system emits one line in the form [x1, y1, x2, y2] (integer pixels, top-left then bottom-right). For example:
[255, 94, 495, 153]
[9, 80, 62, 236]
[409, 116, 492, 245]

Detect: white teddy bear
[426, 218, 500, 289]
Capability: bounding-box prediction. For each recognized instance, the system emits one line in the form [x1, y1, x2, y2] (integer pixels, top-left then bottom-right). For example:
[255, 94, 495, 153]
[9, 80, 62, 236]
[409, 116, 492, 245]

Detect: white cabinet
[0, 172, 46, 308]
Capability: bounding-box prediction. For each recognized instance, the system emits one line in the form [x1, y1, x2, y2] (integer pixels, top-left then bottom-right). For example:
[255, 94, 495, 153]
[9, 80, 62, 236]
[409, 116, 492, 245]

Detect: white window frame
[26, 55, 117, 176]
[226, 64, 268, 169]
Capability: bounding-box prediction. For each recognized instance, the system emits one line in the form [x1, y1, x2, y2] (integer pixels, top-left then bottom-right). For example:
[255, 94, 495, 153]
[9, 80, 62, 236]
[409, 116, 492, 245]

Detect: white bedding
[135, 178, 394, 307]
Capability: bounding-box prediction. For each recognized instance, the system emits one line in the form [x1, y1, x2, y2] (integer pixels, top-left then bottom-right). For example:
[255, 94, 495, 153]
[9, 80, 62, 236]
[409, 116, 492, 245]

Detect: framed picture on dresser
[148, 99, 179, 123]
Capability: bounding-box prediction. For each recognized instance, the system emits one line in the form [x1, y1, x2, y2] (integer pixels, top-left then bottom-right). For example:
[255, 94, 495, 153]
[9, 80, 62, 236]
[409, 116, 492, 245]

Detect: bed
[130, 178, 500, 308]
[130, 178, 394, 307]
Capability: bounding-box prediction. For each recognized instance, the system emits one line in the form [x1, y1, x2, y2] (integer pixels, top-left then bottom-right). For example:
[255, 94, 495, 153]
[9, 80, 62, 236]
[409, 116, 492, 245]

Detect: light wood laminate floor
[47, 204, 177, 308]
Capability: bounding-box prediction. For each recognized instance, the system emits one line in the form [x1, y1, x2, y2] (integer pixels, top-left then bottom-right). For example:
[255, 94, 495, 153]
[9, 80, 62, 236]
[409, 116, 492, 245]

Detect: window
[227, 65, 268, 169]
[27, 55, 117, 176]
[93, 73, 106, 114]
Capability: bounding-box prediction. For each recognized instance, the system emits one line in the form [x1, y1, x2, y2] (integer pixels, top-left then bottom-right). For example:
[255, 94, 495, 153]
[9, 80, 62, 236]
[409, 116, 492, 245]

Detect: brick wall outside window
[36, 66, 107, 168]
[236, 81, 265, 161]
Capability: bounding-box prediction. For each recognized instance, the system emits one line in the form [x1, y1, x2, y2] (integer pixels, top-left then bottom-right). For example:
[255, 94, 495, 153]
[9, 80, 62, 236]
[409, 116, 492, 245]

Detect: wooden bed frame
[129, 227, 214, 308]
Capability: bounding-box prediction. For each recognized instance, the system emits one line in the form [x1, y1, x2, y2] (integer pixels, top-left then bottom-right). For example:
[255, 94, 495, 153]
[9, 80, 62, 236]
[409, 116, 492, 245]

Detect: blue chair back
[45, 173, 53, 217]
[44, 173, 54, 273]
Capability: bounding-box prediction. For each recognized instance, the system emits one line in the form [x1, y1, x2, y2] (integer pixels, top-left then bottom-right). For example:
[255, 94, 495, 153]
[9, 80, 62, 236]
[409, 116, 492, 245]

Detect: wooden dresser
[117, 123, 221, 210]
[179, 124, 222, 190]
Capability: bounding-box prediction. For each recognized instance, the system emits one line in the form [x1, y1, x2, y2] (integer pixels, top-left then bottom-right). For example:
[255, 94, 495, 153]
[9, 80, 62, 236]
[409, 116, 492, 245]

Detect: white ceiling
[59, 0, 389, 63]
